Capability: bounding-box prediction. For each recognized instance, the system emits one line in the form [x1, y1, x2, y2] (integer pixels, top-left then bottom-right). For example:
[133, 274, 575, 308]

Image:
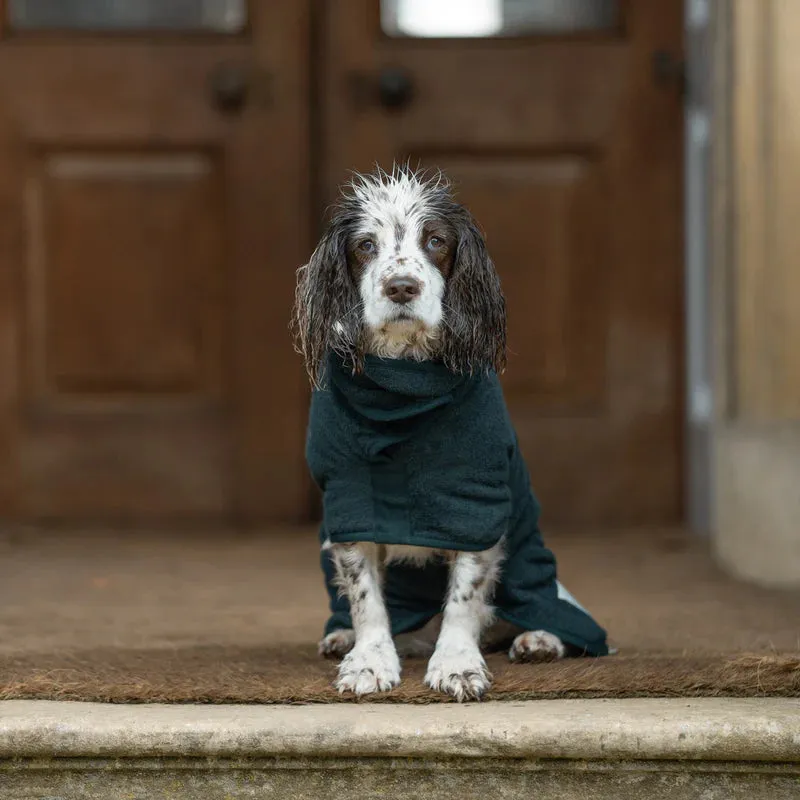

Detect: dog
[292, 165, 608, 701]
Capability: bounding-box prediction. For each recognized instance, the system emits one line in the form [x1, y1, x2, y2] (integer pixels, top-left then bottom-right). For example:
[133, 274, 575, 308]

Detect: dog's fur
[293, 166, 565, 701]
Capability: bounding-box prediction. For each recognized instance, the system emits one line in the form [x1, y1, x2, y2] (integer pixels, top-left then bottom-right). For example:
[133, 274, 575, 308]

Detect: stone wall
[712, 0, 800, 587]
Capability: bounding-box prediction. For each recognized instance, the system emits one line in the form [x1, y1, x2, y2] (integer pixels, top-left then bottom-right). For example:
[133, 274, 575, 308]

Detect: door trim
[684, 0, 713, 534]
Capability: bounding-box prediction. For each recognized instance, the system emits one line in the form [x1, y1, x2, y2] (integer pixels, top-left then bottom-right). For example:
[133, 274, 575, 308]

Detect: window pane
[8, 0, 246, 32]
[382, 0, 619, 38]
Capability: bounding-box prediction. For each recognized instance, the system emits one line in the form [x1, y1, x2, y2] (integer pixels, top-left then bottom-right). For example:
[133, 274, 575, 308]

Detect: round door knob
[378, 68, 414, 110]
[209, 62, 249, 114]
[652, 50, 686, 96]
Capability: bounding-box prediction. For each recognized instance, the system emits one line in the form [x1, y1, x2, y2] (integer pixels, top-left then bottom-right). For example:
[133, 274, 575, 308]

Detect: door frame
[684, 0, 713, 535]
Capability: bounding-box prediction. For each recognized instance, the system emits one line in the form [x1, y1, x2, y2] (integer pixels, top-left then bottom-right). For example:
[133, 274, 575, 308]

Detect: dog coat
[307, 353, 609, 656]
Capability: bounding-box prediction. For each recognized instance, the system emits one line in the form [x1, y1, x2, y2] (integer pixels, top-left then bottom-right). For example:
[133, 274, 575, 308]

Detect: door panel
[0, 3, 309, 522]
[424, 156, 609, 413]
[32, 152, 224, 397]
[322, 1, 684, 525]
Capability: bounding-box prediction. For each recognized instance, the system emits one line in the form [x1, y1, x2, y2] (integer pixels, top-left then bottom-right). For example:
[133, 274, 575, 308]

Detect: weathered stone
[1, 699, 799, 799]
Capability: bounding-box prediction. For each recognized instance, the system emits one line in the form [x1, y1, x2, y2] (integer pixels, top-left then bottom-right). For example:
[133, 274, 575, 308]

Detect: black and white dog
[293, 166, 604, 701]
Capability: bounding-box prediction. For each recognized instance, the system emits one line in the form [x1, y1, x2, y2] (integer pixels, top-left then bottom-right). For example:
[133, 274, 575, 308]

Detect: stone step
[1, 698, 798, 799]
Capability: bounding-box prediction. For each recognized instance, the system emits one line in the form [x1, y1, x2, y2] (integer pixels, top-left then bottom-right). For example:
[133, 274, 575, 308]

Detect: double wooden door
[0, 1, 684, 526]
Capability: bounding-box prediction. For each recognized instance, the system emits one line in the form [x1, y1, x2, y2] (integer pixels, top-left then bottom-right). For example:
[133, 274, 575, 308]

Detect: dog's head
[293, 165, 506, 386]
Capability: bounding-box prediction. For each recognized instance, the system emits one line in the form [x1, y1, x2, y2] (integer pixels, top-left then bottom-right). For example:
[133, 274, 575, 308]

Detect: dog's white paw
[318, 629, 356, 659]
[424, 647, 492, 701]
[335, 641, 401, 695]
[509, 630, 566, 663]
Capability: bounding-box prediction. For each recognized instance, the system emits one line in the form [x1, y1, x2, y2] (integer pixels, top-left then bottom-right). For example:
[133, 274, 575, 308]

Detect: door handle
[378, 67, 414, 110]
[208, 62, 250, 114]
[652, 50, 686, 96]
[348, 67, 415, 112]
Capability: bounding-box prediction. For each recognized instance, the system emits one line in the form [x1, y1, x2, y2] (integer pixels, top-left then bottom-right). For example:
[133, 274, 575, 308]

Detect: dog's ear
[441, 209, 507, 374]
[292, 217, 362, 387]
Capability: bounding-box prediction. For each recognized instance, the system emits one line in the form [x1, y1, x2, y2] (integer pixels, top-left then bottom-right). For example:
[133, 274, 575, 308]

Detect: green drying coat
[307, 353, 609, 657]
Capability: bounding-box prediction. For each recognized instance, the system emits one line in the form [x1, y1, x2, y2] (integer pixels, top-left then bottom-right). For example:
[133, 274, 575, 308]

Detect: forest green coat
[307, 354, 609, 656]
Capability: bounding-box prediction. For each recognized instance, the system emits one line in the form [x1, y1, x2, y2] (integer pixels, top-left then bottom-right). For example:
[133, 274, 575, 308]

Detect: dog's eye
[357, 239, 376, 254]
[426, 236, 444, 251]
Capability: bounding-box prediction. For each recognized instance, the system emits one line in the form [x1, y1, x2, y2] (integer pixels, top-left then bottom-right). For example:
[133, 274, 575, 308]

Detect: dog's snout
[384, 276, 421, 305]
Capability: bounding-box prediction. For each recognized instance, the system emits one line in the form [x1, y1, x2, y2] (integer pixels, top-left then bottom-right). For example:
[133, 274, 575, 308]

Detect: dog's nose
[384, 276, 421, 305]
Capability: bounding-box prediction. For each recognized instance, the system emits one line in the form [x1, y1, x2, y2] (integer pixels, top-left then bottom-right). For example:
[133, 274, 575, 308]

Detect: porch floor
[0, 527, 798, 702]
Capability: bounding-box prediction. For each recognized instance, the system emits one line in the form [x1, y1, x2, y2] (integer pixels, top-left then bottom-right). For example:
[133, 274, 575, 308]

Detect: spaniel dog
[292, 166, 602, 701]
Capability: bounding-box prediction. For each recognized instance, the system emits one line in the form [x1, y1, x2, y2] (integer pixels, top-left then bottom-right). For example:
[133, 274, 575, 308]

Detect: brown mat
[1, 527, 799, 702]
[1, 646, 799, 704]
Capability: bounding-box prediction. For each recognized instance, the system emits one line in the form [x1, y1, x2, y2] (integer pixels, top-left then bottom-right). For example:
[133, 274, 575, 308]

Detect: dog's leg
[424, 542, 503, 701]
[318, 628, 356, 659]
[330, 542, 401, 694]
[508, 582, 577, 662]
[509, 630, 566, 662]
[482, 620, 567, 662]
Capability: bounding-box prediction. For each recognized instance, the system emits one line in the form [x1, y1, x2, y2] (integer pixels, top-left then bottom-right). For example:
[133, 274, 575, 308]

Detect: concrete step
[1, 698, 799, 799]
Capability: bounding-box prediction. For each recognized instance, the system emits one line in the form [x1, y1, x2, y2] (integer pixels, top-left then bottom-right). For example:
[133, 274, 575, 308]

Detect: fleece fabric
[307, 353, 609, 656]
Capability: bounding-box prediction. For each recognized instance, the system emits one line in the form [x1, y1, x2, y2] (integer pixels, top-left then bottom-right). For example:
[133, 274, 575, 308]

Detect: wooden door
[321, 0, 684, 525]
[0, 1, 309, 523]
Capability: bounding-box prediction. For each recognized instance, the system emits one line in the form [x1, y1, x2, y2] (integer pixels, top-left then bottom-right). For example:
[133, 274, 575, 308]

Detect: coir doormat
[1, 646, 798, 704]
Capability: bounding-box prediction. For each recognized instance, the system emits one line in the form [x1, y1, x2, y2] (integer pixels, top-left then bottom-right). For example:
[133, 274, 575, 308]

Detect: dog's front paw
[318, 629, 356, 659]
[424, 647, 492, 701]
[509, 630, 566, 663]
[335, 641, 401, 695]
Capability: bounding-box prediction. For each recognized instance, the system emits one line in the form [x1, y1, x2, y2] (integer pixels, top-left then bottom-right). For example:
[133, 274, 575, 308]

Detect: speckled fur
[298, 167, 564, 700]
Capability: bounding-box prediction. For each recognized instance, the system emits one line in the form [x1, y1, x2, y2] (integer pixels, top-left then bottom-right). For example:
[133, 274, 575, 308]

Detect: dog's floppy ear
[441, 209, 507, 374]
[292, 217, 362, 387]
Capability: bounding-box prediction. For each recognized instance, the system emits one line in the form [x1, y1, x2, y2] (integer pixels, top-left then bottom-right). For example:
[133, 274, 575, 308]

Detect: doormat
[1, 646, 798, 704]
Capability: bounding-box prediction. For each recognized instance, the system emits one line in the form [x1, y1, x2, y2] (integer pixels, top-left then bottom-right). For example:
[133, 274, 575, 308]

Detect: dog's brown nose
[385, 276, 420, 305]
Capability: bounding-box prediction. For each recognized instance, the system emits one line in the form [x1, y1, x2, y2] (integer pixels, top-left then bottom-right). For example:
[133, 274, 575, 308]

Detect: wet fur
[292, 165, 506, 387]
[293, 166, 562, 700]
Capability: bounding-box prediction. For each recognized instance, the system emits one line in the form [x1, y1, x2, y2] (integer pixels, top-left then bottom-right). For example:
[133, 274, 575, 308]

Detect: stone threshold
[1, 698, 799, 760]
[2, 699, 799, 800]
